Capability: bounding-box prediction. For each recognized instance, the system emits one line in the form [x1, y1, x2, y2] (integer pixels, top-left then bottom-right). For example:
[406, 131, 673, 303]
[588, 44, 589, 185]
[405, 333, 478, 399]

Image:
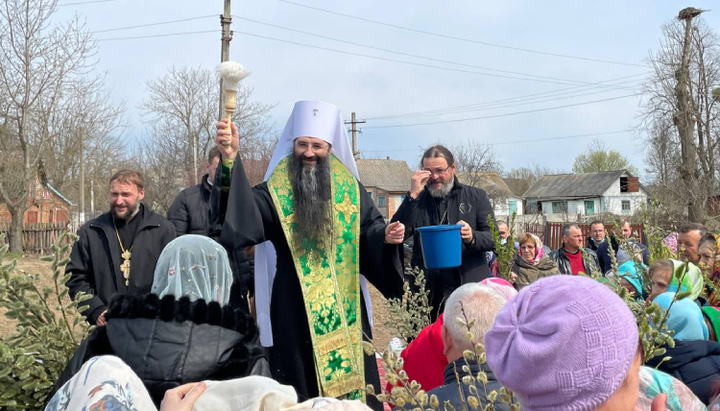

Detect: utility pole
[90, 179, 95, 218]
[344, 112, 365, 159]
[219, 0, 233, 120]
[79, 126, 85, 224]
[675, 7, 705, 222]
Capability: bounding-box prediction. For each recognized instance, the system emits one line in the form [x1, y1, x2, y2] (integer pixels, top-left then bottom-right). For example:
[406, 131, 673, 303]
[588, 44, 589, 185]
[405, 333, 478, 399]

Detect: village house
[0, 169, 74, 225]
[523, 170, 648, 217]
[356, 158, 413, 220]
[457, 171, 524, 218]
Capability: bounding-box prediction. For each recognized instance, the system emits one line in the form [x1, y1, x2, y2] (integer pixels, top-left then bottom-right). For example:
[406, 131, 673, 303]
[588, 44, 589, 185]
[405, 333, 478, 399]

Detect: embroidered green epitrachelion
[267, 155, 365, 399]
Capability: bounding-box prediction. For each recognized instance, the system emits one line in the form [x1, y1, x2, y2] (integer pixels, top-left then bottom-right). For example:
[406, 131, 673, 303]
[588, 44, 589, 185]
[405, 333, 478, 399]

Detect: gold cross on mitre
[120, 250, 131, 286]
[313, 107, 318, 116]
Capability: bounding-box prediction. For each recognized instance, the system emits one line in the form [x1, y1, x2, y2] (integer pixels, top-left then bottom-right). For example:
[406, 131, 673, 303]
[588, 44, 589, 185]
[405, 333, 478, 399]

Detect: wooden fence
[0, 222, 71, 254]
[541, 222, 645, 250]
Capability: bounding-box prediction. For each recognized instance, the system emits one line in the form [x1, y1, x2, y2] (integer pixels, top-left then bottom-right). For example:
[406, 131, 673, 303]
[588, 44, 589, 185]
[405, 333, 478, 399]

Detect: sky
[53, 0, 720, 179]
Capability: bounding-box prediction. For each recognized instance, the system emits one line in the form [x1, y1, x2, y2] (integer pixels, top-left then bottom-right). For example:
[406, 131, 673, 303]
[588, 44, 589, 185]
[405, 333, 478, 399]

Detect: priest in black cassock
[210, 100, 404, 407]
[66, 170, 176, 325]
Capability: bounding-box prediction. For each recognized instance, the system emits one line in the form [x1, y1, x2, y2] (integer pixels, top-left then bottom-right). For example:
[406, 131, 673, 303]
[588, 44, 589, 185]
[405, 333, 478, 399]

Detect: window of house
[399, 194, 406, 204]
[509, 200, 518, 215]
[552, 201, 567, 213]
[584, 200, 595, 214]
[621, 200, 631, 214]
[378, 195, 387, 207]
[620, 177, 628, 193]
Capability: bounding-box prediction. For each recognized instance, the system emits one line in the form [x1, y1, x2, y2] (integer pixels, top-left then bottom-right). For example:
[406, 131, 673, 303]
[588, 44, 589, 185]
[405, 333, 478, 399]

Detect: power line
[279, 0, 648, 68]
[364, 94, 640, 129]
[58, 0, 118, 6]
[365, 73, 649, 120]
[368, 78, 645, 121]
[232, 30, 620, 86]
[96, 29, 216, 42]
[234, 15, 633, 88]
[93, 15, 216, 34]
[361, 130, 633, 153]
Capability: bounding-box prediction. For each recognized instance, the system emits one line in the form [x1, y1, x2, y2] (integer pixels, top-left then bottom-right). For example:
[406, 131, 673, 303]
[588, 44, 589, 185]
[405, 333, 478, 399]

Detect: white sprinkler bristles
[217, 61, 250, 89]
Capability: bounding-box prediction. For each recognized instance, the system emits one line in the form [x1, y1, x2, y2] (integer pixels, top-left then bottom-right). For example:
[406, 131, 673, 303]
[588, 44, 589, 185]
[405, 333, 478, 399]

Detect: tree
[504, 164, 559, 197]
[137, 66, 274, 213]
[0, 0, 95, 252]
[641, 10, 720, 223]
[571, 139, 638, 175]
[40, 77, 127, 219]
[452, 140, 502, 188]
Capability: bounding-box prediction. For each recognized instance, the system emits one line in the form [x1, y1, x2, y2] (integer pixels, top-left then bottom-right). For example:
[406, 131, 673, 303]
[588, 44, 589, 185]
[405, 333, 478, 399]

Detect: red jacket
[399, 314, 448, 391]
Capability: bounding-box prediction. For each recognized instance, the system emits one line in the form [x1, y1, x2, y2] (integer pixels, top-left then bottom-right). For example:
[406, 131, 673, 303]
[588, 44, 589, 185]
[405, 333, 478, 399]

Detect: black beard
[290, 154, 332, 239]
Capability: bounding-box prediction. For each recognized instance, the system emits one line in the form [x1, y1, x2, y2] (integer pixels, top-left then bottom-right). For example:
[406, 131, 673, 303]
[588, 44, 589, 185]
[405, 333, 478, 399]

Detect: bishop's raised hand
[216, 119, 239, 160]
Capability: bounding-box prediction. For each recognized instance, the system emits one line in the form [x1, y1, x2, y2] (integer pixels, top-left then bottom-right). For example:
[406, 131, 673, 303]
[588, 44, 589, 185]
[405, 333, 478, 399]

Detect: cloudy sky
[55, 0, 720, 177]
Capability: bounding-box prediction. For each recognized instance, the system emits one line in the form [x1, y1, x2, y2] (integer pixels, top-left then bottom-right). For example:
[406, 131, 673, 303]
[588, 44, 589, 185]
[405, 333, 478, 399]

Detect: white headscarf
[255, 100, 371, 347]
[150, 235, 233, 305]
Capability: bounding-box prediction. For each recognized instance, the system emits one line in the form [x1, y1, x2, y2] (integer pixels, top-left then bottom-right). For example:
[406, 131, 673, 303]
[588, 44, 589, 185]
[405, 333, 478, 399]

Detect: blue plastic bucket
[417, 224, 463, 270]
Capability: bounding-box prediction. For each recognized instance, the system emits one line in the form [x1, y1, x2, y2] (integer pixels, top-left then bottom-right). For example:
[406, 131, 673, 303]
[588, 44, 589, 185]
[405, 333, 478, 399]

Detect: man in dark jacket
[167, 147, 251, 309]
[167, 147, 220, 236]
[549, 223, 600, 275]
[65, 170, 176, 325]
[586, 220, 606, 251]
[401, 283, 512, 410]
[392, 145, 495, 319]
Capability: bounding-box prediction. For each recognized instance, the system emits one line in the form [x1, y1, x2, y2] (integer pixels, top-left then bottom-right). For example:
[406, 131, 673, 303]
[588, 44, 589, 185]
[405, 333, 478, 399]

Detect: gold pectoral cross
[120, 250, 131, 286]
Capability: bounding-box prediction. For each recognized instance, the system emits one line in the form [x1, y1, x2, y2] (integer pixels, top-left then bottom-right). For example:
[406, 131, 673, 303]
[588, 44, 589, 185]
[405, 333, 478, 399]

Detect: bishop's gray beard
[290, 154, 332, 239]
[428, 178, 454, 198]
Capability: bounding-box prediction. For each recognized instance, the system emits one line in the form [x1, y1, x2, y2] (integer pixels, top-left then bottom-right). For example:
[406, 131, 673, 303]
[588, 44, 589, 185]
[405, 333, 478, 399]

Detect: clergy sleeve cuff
[221, 158, 234, 190]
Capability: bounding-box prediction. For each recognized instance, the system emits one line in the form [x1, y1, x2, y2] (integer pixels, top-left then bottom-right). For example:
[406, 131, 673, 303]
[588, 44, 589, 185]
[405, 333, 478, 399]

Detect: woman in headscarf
[509, 233, 560, 290]
[485, 275, 669, 410]
[52, 235, 268, 407]
[618, 260, 648, 301]
[646, 292, 720, 404]
[648, 259, 704, 302]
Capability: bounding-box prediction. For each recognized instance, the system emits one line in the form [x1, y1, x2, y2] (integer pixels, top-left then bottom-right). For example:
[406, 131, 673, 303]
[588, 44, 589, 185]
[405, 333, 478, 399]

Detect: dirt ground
[0, 255, 57, 338]
[1, 256, 399, 351]
[368, 285, 396, 352]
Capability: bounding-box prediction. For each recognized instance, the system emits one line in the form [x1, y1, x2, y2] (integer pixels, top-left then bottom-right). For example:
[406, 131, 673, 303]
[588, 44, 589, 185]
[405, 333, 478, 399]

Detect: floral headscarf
[668, 259, 704, 301]
[518, 233, 544, 266]
[150, 235, 234, 305]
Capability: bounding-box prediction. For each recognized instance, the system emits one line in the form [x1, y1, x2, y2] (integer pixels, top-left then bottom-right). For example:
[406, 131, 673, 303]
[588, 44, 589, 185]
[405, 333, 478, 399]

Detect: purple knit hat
[485, 275, 638, 411]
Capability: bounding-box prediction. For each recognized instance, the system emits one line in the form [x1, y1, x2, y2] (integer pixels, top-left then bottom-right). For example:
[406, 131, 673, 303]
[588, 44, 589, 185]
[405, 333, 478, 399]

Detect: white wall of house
[599, 179, 648, 215]
[494, 196, 524, 217]
[535, 193, 647, 217]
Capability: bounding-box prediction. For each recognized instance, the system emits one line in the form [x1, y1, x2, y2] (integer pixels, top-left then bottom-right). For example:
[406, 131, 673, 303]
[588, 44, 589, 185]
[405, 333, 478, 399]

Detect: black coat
[65, 207, 176, 323]
[646, 339, 720, 404]
[167, 174, 213, 236]
[53, 293, 268, 406]
[392, 178, 495, 318]
[597, 236, 649, 274]
[167, 174, 251, 310]
[400, 359, 511, 411]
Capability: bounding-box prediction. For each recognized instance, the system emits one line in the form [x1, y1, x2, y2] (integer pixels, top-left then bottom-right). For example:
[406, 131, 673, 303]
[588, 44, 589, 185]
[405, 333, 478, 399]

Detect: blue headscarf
[151, 235, 234, 305]
[654, 292, 709, 341]
[618, 260, 646, 301]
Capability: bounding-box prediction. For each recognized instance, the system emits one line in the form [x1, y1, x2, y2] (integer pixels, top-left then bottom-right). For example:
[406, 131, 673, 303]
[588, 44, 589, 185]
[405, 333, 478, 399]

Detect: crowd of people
[48, 100, 720, 411]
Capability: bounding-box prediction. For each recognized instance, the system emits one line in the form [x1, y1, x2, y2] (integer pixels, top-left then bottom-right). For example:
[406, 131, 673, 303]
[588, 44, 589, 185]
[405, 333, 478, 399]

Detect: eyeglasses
[295, 141, 329, 152]
[421, 166, 451, 176]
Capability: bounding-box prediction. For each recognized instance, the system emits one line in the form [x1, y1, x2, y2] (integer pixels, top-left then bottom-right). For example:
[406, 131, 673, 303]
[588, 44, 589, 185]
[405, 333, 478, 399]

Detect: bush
[0, 233, 90, 410]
